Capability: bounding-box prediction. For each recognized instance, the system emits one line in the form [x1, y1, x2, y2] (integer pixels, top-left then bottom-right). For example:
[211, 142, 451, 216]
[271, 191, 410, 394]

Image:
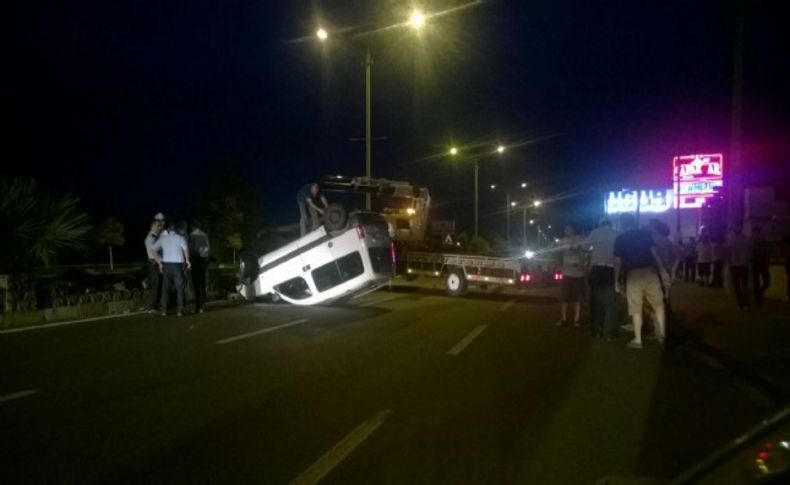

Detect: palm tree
[0, 179, 93, 270]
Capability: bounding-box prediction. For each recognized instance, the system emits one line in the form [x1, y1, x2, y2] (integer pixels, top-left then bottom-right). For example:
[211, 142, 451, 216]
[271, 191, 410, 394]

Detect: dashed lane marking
[0, 389, 39, 403]
[215, 319, 309, 345]
[447, 325, 488, 356]
[290, 409, 393, 485]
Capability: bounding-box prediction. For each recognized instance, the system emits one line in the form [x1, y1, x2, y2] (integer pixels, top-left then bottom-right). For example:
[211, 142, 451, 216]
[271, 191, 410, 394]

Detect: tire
[323, 203, 348, 232]
[444, 268, 468, 297]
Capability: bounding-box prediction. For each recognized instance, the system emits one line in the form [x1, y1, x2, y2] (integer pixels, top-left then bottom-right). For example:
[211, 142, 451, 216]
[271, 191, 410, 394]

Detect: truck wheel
[445, 269, 467, 296]
[323, 203, 348, 231]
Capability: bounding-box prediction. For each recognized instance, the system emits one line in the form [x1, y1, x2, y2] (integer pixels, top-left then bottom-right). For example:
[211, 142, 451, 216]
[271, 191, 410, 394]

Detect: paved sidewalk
[671, 281, 790, 398]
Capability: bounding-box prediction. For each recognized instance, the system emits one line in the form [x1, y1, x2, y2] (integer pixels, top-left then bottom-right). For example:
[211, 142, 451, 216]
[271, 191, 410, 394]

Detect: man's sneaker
[627, 339, 643, 349]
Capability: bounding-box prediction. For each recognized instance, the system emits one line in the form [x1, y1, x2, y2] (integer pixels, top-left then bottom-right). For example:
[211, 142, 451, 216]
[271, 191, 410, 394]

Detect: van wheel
[445, 269, 467, 296]
[270, 292, 281, 303]
[323, 203, 348, 231]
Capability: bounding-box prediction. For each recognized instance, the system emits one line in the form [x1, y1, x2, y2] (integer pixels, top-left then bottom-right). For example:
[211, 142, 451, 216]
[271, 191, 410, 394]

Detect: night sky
[7, 0, 789, 236]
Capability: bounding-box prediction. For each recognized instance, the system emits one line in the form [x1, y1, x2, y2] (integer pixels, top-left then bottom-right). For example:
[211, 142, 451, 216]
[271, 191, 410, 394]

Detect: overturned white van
[239, 210, 395, 305]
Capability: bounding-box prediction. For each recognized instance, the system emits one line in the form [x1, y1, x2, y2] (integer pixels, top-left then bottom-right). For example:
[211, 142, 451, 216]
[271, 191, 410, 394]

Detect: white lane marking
[358, 294, 403, 307]
[0, 389, 39, 403]
[215, 319, 309, 345]
[290, 409, 393, 485]
[0, 311, 148, 335]
[498, 300, 515, 312]
[447, 325, 488, 356]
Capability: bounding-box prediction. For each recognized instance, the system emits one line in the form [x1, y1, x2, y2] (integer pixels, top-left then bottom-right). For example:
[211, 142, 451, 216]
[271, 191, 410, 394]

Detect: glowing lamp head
[521, 182, 527, 188]
[406, 208, 416, 215]
[525, 250, 535, 259]
[490, 184, 496, 190]
[533, 200, 542, 207]
[449, 146, 458, 156]
[316, 28, 328, 41]
[496, 145, 506, 154]
[409, 10, 426, 29]
[510, 201, 517, 207]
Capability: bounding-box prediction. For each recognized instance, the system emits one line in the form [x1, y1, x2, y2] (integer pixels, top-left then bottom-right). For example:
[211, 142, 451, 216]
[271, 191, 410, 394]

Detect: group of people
[555, 213, 781, 349]
[677, 226, 772, 308]
[556, 214, 673, 349]
[144, 213, 211, 316]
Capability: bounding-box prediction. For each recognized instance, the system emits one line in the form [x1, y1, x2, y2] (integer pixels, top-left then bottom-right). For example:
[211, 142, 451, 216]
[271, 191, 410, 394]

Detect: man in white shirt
[585, 217, 620, 338]
[153, 222, 191, 316]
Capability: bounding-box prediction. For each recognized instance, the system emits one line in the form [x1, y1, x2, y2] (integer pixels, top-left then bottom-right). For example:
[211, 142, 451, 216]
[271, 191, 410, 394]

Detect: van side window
[276, 277, 311, 300]
[312, 251, 365, 292]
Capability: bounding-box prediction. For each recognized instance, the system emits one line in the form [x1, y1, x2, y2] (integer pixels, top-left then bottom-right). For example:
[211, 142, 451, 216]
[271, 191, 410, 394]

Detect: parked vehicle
[239, 210, 395, 305]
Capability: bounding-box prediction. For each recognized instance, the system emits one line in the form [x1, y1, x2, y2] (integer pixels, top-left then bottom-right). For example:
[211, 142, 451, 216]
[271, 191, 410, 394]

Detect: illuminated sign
[673, 153, 724, 209]
[606, 189, 674, 214]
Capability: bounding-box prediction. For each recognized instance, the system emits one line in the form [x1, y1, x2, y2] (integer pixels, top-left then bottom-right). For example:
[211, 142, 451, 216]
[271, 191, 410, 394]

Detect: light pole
[450, 145, 508, 238]
[491, 180, 528, 243]
[315, 10, 426, 210]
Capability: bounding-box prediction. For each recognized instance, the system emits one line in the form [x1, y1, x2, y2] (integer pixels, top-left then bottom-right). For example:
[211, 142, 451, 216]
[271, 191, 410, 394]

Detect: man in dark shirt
[613, 213, 671, 350]
[297, 182, 328, 236]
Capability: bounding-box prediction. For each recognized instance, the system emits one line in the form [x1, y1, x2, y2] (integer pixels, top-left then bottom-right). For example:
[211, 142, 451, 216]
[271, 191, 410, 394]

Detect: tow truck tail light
[554, 273, 563, 281]
[355, 225, 365, 240]
[519, 273, 531, 283]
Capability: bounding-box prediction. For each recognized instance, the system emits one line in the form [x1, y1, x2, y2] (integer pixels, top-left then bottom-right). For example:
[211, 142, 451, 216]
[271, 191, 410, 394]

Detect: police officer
[153, 221, 191, 316]
[143, 219, 162, 311]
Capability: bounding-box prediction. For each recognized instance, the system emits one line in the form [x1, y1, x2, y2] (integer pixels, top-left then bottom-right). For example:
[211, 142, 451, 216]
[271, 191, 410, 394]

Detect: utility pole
[474, 160, 479, 237]
[505, 193, 510, 242]
[364, 46, 373, 211]
[728, 0, 745, 228]
[522, 207, 527, 247]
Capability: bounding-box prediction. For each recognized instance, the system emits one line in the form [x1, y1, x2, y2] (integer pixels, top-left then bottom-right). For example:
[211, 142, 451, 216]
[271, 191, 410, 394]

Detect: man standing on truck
[297, 182, 329, 236]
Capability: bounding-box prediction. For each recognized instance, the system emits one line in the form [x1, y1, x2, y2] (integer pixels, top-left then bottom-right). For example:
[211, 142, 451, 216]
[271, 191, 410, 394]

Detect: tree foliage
[95, 217, 125, 247]
[0, 178, 92, 270]
[195, 158, 263, 262]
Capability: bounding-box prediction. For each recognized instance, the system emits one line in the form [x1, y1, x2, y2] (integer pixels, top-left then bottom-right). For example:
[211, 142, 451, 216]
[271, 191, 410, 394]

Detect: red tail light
[519, 273, 531, 283]
[554, 273, 563, 281]
[355, 225, 365, 240]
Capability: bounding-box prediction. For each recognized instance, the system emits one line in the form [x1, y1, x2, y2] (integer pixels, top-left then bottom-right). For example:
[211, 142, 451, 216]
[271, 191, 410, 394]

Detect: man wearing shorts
[557, 224, 587, 327]
[613, 214, 671, 349]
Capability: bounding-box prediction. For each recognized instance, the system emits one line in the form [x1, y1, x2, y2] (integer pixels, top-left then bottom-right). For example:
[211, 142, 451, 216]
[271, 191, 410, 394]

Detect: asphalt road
[0, 285, 777, 484]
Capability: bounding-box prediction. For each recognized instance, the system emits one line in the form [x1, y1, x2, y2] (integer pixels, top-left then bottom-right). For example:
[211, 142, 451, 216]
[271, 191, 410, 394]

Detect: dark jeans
[589, 266, 618, 337]
[684, 258, 696, 282]
[161, 262, 185, 313]
[752, 263, 770, 304]
[711, 261, 725, 288]
[298, 199, 320, 236]
[191, 257, 208, 310]
[730, 265, 750, 309]
[147, 260, 162, 309]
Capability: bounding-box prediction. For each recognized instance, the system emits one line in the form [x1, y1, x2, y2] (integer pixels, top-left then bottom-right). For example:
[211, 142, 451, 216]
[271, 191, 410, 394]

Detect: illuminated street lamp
[316, 28, 328, 41]
[451, 145, 506, 237]
[533, 200, 542, 207]
[497, 145, 506, 154]
[409, 10, 426, 29]
[510, 201, 517, 207]
[529, 219, 535, 224]
[490, 184, 496, 190]
[449, 146, 458, 156]
[520, 182, 527, 188]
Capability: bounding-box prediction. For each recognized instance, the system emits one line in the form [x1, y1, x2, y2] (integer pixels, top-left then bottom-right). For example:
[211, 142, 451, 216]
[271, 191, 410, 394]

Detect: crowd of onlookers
[553, 213, 787, 350]
[144, 213, 211, 316]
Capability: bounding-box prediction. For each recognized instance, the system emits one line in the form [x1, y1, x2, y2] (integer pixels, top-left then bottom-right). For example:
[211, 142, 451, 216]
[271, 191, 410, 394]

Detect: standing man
[726, 223, 751, 311]
[556, 223, 587, 328]
[649, 220, 681, 321]
[711, 237, 726, 289]
[751, 226, 771, 305]
[697, 232, 712, 287]
[614, 213, 671, 349]
[683, 237, 697, 282]
[143, 219, 162, 312]
[297, 182, 329, 236]
[153, 221, 191, 316]
[585, 217, 620, 339]
[189, 223, 211, 313]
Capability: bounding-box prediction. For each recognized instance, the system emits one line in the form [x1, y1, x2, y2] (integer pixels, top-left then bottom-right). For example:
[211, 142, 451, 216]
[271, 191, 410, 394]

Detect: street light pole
[505, 193, 510, 241]
[522, 207, 527, 247]
[364, 46, 373, 211]
[474, 160, 479, 237]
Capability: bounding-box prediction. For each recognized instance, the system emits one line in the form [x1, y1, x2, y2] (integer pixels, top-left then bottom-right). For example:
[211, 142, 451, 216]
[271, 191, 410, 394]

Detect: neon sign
[673, 153, 724, 209]
[606, 189, 674, 214]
